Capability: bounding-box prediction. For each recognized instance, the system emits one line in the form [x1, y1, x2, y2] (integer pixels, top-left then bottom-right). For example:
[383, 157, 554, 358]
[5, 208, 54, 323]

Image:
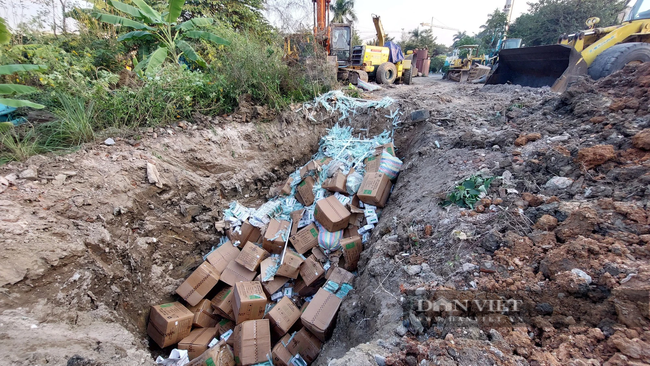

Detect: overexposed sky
[353, 0, 536, 45]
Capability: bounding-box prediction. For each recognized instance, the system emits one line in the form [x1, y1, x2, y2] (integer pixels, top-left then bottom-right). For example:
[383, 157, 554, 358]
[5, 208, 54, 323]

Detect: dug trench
[0, 68, 649, 366]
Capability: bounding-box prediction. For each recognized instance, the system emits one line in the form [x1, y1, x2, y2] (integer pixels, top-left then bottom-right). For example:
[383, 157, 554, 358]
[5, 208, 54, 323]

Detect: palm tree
[330, 0, 357, 24]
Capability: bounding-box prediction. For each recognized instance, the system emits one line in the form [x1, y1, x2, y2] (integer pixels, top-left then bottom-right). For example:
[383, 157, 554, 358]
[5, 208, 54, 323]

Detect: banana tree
[0, 17, 46, 130]
[94, 0, 230, 77]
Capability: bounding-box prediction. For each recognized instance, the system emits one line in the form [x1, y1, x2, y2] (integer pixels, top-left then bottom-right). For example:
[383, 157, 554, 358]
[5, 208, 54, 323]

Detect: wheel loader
[444, 45, 492, 83]
[486, 0, 650, 92]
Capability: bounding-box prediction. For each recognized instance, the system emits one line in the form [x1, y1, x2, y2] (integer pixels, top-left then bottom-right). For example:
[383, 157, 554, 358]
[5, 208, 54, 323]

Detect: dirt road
[1, 70, 649, 365]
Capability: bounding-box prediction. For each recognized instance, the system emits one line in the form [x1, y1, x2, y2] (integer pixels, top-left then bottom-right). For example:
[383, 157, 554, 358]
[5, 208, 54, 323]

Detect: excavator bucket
[485, 44, 588, 92]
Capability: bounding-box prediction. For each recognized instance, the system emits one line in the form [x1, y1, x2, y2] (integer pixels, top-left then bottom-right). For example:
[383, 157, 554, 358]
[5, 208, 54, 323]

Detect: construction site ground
[1, 66, 650, 366]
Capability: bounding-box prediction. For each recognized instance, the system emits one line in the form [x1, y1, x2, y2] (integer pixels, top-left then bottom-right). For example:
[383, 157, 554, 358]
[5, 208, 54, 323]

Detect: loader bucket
[485, 44, 587, 92]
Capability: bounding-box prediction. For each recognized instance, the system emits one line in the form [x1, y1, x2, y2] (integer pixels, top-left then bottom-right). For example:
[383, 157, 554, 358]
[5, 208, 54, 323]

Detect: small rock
[405, 265, 422, 276]
[514, 136, 528, 146]
[535, 303, 554, 315]
[525, 132, 542, 141]
[590, 116, 606, 123]
[395, 324, 407, 336]
[104, 138, 115, 146]
[0, 176, 8, 193]
[410, 110, 430, 123]
[549, 134, 570, 142]
[632, 128, 650, 150]
[415, 287, 426, 296]
[545, 176, 573, 190]
[462, 263, 478, 272]
[522, 192, 544, 207]
[52, 174, 67, 187]
[409, 313, 424, 335]
[374, 355, 386, 366]
[61, 171, 77, 176]
[534, 214, 558, 231]
[571, 268, 592, 284]
[146, 162, 163, 188]
[576, 145, 616, 169]
[445, 333, 454, 342]
[19, 168, 38, 180]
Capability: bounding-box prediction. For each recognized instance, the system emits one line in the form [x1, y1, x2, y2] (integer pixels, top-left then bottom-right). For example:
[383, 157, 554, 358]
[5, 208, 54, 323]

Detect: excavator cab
[330, 24, 353, 67]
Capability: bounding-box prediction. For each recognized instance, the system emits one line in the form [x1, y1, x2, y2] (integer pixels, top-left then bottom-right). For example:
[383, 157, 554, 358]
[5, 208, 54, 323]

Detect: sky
[352, 0, 537, 46]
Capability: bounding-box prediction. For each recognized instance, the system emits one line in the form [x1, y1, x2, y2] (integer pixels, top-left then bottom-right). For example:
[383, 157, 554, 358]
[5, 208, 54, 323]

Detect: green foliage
[400, 28, 448, 55]
[429, 55, 446, 73]
[41, 94, 96, 148]
[477, 9, 508, 53]
[330, 0, 357, 23]
[180, 0, 272, 40]
[344, 84, 360, 98]
[442, 175, 494, 208]
[509, 0, 627, 46]
[94, 0, 230, 75]
[0, 17, 10, 45]
[0, 127, 41, 163]
[0, 27, 47, 109]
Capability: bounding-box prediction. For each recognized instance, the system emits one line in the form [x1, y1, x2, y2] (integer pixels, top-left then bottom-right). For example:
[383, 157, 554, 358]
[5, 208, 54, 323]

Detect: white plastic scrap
[334, 192, 351, 206]
[155, 349, 189, 366]
[249, 200, 283, 228]
[220, 329, 233, 341]
[302, 90, 396, 122]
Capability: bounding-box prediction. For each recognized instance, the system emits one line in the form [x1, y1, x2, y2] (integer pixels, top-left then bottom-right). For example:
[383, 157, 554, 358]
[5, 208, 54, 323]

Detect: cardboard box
[356, 172, 392, 208]
[276, 250, 304, 279]
[147, 302, 194, 348]
[265, 296, 301, 337]
[215, 318, 235, 337]
[343, 225, 359, 238]
[340, 235, 363, 271]
[290, 209, 304, 236]
[259, 257, 279, 282]
[280, 177, 293, 196]
[349, 196, 364, 214]
[233, 319, 272, 366]
[314, 196, 350, 232]
[364, 155, 381, 173]
[211, 286, 235, 320]
[233, 281, 267, 324]
[321, 172, 347, 194]
[189, 299, 219, 328]
[316, 156, 332, 166]
[311, 247, 327, 263]
[290, 223, 319, 254]
[176, 262, 221, 306]
[325, 266, 355, 286]
[295, 176, 316, 206]
[300, 255, 325, 287]
[186, 341, 235, 366]
[271, 334, 293, 366]
[178, 327, 219, 360]
[220, 260, 257, 287]
[206, 242, 241, 275]
[262, 275, 290, 296]
[286, 328, 323, 364]
[263, 219, 291, 255]
[235, 242, 270, 272]
[299, 160, 320, 178]
[293, 278, 320, 297]
[300, 288, 343, 342]
[227, 221, 262, 246]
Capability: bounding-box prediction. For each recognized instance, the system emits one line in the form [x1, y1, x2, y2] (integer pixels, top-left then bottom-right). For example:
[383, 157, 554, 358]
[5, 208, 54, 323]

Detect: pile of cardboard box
[148, 128, 402, 366]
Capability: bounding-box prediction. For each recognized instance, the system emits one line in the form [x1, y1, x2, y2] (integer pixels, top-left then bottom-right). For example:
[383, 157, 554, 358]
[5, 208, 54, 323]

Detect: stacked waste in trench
[148, 125, 403, 366]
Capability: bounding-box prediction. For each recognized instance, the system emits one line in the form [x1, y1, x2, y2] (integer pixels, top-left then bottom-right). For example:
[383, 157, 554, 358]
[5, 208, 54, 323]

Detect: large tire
[403, 67, 413, 85]
[376, 62, 397, 85]
[588, 43, 650, 80]
[357, 70, 369, 82]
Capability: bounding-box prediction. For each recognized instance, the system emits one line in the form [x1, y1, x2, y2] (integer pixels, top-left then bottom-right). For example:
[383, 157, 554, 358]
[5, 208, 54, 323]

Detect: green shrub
[40, 94, 96, 148]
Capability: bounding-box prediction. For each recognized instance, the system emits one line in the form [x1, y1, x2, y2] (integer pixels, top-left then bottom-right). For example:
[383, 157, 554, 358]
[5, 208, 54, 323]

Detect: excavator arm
[313, 0, 331, 52]
[372, 14, 385, 46]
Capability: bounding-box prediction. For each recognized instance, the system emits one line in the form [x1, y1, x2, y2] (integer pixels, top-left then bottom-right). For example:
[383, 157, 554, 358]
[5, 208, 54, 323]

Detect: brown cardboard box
[299, 160, 321, 178]
[233, 319, 272, 366]
[311, 247, 327, 263]
[271, 334, 293, 366]
[233, 281, 267, 324]
[220, 260, 257, 287]
[349, 196, 364, 214]
[290, 209, 304, 236]
[343, 225, 359, 238]
[293, 278, 320, 297]
[265, 296, 301, 337]
[321, 172, 347, 194]
[147, 302, 194, 348]
[286, 328, 323, 364]
[263, 219, 291, 255]
[364, 155, 381, 173]
[314, 196, 350, 232]
[299, 255, 325, 287]
[176, 262, 221, 306]
[211, 286, 235, 320]
[235, 242, 270, 272]
[340, 235, 363, 271]
[262, 275, 290, 296]
[215, 318, 235, 337]
[356, 172, 392, 208]
[325, 266, 355, 286]
[280, 177, 293, 196]
[178, 327, 219, 360]
[227, 221, 262, 246]
[289, 223, 319, 255]
[300, 288, 343, 342]
[276, 250, 304, 279]
[189, 299, 219, 328]
[186, 341, 235, 366]
[295, 176, 315, 206]
[259, 257, 279, 282]
[206, 242, 241, 275]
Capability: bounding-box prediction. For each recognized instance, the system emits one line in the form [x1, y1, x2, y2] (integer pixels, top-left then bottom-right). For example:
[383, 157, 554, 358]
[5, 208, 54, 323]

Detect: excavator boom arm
[372, 15, 385, 46]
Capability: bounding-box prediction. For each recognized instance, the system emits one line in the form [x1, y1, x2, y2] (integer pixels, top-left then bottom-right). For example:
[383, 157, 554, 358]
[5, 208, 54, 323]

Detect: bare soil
[1, 67, 649, 366]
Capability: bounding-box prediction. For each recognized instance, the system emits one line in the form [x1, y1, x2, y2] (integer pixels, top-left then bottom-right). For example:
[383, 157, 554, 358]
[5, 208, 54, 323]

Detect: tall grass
[42, 94, 95, 148]
[0, 128, 41, 163]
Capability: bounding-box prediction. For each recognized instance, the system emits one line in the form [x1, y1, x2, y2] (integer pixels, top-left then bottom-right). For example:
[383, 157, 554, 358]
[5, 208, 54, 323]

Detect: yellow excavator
[486, 0, 650, 92]
[445, 45, 492, 82]
[341, 15, 414, 85]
